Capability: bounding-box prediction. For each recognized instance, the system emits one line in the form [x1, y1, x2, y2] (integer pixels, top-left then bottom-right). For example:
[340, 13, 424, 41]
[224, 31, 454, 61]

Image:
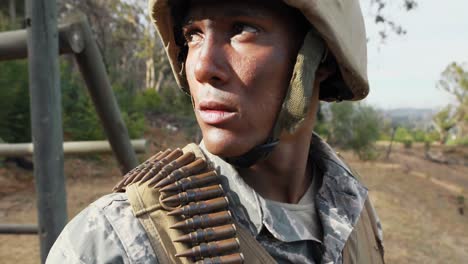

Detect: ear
[315, 62, 336, 83]
[315, 49, 337, 83]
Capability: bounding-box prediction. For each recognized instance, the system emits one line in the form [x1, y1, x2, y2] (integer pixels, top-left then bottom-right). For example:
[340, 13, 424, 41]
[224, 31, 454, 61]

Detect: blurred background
[0, 0, 466, 263]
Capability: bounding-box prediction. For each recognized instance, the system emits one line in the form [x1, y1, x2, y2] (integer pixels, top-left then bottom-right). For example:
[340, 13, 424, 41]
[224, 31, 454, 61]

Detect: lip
[198, 101, 237, 125]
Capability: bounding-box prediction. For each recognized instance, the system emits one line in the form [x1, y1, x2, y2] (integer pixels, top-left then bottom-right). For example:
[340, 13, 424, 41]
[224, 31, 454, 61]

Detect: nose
[193, 35, 230, 85]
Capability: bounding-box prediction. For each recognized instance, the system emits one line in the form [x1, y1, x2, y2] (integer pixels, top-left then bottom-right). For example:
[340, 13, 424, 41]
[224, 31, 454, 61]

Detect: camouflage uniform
[47, 134, 383, 264]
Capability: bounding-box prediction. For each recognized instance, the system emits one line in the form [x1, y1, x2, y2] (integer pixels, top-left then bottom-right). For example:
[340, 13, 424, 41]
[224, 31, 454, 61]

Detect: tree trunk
[385, 127, 396, 160]
[146, 57, 155, 90]
[155, 66, 168, 92]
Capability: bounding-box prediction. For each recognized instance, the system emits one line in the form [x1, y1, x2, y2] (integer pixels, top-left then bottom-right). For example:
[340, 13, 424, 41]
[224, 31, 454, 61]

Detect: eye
[183, 28, 203, 46]
[232, 23, 259, 41]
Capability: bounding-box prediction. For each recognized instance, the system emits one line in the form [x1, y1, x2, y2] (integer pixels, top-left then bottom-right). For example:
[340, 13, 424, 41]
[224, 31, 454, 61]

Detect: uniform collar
[309, 134, 368, 264]
[200, 134, 368, 263]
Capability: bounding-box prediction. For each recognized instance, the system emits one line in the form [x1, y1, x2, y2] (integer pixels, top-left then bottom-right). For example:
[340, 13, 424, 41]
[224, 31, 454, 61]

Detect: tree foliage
[0, 60, 31, 143]
[58, 0, 171, 92]
[437, 62, 468, 142]
[432, 106, 457, 144]
[324, 102, 382, 160]
[365, 0, 418, 41]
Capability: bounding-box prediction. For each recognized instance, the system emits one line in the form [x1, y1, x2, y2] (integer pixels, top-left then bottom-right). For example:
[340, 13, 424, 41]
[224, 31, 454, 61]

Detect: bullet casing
[168, 197, 229, 217]
[128, 148, 172, 186]
[160, 171, 219, 193]
[162, 184, 224, 207]
[174, 224, 237, 244]
[171, 211, 233, 230]
[142, 149, 183, 185]
[175, 238, 240, 259]
[153, 152, 196, 181]
[148, 149, 193, 187]
[154, 158, 207, 188]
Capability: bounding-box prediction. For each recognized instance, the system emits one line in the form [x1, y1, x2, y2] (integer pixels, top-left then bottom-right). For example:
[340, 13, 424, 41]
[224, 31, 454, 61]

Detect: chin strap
[222, 30, 325, 168]
[223, 137, 279, 168]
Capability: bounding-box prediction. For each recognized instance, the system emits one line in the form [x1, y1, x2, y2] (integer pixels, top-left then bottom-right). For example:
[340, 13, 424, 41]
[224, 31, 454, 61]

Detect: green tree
[393, 127, 414, 148]
[411, 129, 428, 142]
[438, 62, 468, 139]
[394, 127, 411, 142]
[61, 60, 146, 140]
[432, 106, 457, 144]
[0, 60, 31, 143]
[328, 102, 382, 160]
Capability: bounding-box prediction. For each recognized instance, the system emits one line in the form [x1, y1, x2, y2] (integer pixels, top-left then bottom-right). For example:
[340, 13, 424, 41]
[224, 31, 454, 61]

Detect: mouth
[198, 101, 237, 125]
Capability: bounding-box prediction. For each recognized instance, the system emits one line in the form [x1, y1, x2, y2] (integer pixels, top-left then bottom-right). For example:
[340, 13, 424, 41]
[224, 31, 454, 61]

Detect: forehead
[184, 0, 293, 22]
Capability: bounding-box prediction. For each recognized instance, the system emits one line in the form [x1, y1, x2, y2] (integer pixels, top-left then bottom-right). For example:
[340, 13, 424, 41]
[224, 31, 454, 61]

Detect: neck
[240, 133, 313, 203]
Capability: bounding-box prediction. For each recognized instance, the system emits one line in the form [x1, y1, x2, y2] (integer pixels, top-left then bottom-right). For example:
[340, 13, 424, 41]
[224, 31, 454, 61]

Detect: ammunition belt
[113, 147, 244, 264]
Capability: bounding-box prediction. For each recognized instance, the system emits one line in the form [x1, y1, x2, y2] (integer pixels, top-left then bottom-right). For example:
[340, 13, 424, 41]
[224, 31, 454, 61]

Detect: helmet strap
[223, 137, 279, 168]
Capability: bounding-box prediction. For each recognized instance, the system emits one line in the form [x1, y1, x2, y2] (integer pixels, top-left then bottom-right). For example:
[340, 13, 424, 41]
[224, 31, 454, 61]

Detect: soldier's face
[184, 0, 306, 157]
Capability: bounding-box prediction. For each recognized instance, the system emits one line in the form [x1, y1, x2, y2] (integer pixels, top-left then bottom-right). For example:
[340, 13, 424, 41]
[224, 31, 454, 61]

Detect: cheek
[185, 54, 197, 91]
[234, 47, 291, 116]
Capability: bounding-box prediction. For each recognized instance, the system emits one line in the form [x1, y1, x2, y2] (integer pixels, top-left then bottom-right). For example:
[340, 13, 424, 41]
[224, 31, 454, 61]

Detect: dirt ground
[1, 127, 467, 263]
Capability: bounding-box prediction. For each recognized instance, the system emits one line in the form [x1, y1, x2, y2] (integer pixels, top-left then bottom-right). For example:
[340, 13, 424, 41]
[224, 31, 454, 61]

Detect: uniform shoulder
[90, 192, 130, 211]
[47, 192, 157, 263]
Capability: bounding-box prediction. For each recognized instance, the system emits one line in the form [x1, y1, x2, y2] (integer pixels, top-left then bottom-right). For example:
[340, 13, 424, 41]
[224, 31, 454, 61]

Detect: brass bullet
[139, 148, 183, 185]
[121, 164, 145, 186]
[173, 224, 237, 244]
[123, 148, 172, 186]
[168, 197, 229, 217]
[152, 152, 196, 182]
[137, 161, 163, 185]
[170, 211, 232, 230]
[127, 165, 153, 185]
[162, 185, 224, 207]
[153, 158, 207, 188]
[112, 149, 178, 191]
[160, 171, 219, 193]
[175, 238, 240, 258]
[112, 175, 129, 192]
[147, 150, 164, 162]
[194, 253, 244, 264]
[126, 150, 166, 185]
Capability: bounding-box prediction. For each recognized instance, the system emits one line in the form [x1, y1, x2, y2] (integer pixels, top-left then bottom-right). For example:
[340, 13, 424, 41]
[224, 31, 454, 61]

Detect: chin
[202, 129, 252, 158]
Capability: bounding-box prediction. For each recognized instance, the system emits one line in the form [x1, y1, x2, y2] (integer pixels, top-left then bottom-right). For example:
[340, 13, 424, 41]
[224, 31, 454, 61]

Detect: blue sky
[360, 0, 468, 110]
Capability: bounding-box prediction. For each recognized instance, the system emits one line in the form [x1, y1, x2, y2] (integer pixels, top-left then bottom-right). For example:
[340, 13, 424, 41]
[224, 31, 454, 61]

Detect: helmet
[149, 0, 369, 101]
[149, 0, 369, 166]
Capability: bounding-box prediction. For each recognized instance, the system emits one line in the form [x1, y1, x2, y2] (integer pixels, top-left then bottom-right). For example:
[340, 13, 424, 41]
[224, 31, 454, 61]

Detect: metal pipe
[26, 0, 67, 262]
[0, 139, 147, 156]
[0, 29, 30, 60]
[0, 224, 38, 235]
[73, 16, 139, 174]
[0, 22, 84, 61]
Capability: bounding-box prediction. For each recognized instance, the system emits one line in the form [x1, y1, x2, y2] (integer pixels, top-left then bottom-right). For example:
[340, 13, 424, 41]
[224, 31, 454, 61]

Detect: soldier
[47, 0, 384, 263]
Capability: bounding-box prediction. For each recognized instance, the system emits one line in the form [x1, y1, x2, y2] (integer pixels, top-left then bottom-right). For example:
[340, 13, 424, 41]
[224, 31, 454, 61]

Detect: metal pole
[25, 0, 67, 262]
[0, 139, 147, 157]
[0, 23, 83, 61]
[0, 224, 38, 235]
[74, 16, 139, 173]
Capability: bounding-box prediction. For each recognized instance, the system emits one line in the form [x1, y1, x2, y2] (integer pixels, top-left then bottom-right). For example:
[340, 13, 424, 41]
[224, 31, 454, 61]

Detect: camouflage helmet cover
[148, 0, 369, 101]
